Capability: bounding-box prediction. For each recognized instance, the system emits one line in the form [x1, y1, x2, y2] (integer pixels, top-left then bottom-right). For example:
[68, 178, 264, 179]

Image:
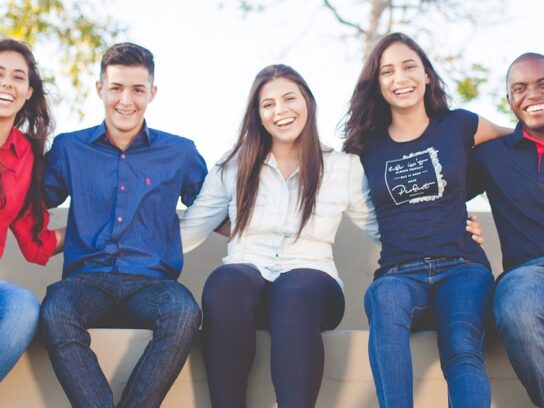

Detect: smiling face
[378, 42, 430, 114]
[258, 77, 308, 149]
[96, 64, 156, 142]
[0, 51, 33, 126]
[508, 57, 544, 138]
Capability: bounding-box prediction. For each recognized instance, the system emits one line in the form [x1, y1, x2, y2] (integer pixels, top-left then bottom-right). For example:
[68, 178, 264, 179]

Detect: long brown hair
[343, 32, 449, 155]
[221, 64, 324, 239]
[0, 39, 54, 243]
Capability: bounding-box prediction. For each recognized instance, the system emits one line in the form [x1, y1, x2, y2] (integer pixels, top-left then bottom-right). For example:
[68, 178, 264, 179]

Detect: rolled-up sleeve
[180, 163, 231, 253]
[10, 205, 57, 265]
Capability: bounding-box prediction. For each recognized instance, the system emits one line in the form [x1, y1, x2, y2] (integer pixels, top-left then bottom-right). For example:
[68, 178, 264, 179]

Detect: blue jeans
[40, 272, 201, 408]
[494, 257, 544, 407]
[364, 258, 494, 408]
[0, 280, 40, 381]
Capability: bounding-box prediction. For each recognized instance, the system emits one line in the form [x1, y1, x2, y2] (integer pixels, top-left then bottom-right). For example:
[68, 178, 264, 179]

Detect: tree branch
[323, 0, 367, 35]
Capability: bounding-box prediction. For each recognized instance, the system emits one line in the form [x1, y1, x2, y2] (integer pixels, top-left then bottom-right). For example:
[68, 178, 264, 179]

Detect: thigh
[364, 274, 431, 330]
[494, 265, 544, 327]
[434, 263, 494, 353]
[41, 273, 117, 328]
[123, 278, 200, 329]
[268, 269, 345, 331]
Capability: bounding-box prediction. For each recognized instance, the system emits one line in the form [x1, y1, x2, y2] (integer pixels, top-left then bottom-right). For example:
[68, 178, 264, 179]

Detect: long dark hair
[343, 32, 449, 155]
[0, 39, 54, 242]
[221, 64, 324, 239]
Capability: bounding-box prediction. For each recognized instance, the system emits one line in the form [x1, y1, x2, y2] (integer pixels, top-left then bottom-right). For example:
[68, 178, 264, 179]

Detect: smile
[393, 87, 415, 95]
[115, 108, 136, 115]
[275, 117, 295, 126]
[0, 93, 15, 102]
[526, 104, 544, 113]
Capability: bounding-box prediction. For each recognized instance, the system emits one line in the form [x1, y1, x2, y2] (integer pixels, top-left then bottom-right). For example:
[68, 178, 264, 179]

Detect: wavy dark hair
[0, 39, 54, 242]
[221, 64, 324, 239]
[343, 32, 449, 155]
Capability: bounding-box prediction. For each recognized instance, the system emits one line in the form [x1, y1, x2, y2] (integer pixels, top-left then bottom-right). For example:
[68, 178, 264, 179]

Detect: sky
[51, 0, 544, 209]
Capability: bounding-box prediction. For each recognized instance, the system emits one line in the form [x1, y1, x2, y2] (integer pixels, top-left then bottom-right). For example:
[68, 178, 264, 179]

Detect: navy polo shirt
[361, 109, 489, 269]
[468, 123, 544, 272]
[45, 122, 207, 279]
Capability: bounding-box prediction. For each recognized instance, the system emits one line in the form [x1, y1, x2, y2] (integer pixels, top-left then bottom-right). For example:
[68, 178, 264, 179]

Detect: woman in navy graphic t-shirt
[343, 33, 511, 408]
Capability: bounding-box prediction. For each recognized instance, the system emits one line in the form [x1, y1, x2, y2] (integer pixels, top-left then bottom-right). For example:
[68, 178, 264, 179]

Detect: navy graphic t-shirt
[361, 109, 489, 269]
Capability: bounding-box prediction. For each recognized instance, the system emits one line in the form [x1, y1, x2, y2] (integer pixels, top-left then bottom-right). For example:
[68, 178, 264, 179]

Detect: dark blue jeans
[40, 272, 201, 408]
[364, 258, 494, 408]
[494, 257, 544, 407]
[202, 264, 344, 408]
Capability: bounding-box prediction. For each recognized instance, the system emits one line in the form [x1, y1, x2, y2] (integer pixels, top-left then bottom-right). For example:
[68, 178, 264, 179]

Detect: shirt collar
[522, 127, 544, 148]
[88, 121, 152, 147]
[0, 127, 29, 159]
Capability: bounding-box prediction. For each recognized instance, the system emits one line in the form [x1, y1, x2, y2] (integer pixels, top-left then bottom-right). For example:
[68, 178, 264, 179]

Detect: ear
[26, 86, 33, 101]
[96, 80, 103, 98]
[425, 73, 430, 84]
[149, 85, 157, 102]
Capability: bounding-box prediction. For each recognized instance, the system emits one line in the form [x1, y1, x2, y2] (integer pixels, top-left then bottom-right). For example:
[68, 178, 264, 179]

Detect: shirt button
[117, 216, 123, 223]
[121, 153, 126, 159]
[120, 185, 125, 191]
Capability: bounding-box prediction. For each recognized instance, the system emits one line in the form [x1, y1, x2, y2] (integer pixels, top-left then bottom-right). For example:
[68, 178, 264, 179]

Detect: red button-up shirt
[0, 127, 56, 265]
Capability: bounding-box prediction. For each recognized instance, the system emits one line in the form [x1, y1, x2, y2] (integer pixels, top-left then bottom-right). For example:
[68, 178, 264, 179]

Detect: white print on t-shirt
[384, 147, 446, 205]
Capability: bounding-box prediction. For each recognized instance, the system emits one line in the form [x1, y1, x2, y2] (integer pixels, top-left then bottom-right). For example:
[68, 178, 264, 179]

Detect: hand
[53, 227, 66, 254]
[467, 215, 484, 246]
[214, 217, 231, 238]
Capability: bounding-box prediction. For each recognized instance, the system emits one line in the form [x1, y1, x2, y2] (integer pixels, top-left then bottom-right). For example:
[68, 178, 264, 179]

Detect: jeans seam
[369, 291, 390, 407]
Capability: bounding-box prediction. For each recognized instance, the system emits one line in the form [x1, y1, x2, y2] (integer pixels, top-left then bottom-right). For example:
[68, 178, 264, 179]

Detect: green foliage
[0, 0, 125, 118]
[455, 64, 489, 102]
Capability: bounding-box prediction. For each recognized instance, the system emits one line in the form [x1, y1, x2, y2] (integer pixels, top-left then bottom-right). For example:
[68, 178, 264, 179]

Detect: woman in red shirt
[0, 39, 62, 380]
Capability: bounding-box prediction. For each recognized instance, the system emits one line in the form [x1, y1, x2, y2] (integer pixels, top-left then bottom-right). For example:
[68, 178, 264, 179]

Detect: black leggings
[202, 264, 345, 408]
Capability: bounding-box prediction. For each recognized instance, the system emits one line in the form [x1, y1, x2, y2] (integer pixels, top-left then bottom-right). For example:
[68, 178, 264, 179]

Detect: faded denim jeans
[364, 257, 494, 408]
[0, 280, 40, 381]
[40, 272, 201, 408]
[494, 257, 544, 407]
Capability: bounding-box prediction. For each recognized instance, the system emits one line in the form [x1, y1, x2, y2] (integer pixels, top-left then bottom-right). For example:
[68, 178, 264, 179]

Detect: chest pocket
[305, 201, 343, 240]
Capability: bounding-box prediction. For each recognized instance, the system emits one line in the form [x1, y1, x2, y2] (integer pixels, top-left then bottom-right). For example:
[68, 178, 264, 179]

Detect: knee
[164, 287, 202, 331]
[364, 277, 412, 321]
[1, 285, 40, 337]
[202, 264, 260, 312]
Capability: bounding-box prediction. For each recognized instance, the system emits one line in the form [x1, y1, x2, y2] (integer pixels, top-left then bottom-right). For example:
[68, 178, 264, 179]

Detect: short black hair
[100, 42, 154, 81]
[506, 52, 544, 89]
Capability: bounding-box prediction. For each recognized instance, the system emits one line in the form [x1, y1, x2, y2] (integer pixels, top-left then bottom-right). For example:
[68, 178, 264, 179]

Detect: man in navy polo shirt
[41, 43, 207, 408]
[468, 53, 544, 406]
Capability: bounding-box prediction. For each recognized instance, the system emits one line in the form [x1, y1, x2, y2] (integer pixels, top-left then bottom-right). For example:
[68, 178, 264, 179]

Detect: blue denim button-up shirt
[45, 122, 207, 279]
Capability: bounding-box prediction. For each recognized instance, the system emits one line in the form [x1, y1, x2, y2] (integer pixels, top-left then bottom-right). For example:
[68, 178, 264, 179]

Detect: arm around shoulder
[474, 116, 513, 146]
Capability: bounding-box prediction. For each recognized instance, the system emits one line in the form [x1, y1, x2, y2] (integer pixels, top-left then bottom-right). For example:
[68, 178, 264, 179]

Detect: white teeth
[0, 93, 14, 102]
[527, 104, 544, 113]
[394, 87, 414, 95]
[116, 109, 134, 115]
[276, 118, 295, 126]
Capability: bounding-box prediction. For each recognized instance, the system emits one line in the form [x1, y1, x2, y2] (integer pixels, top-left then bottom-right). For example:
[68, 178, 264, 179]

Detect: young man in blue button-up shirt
[468, 53, 544, 406]
[41, 43, 207, 408]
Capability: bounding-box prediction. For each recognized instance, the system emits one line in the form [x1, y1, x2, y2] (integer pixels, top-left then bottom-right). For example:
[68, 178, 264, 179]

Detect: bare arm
[474, 116, 513, 146]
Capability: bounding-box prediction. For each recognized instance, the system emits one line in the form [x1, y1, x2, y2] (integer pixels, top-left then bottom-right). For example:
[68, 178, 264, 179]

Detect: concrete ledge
[0, 210, 533, 406]
[0, 330, 533, 407]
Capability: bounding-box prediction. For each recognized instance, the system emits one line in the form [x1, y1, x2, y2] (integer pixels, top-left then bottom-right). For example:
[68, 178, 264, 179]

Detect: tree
[0, 0, 125, 118]
[227, 0, 506, 104]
